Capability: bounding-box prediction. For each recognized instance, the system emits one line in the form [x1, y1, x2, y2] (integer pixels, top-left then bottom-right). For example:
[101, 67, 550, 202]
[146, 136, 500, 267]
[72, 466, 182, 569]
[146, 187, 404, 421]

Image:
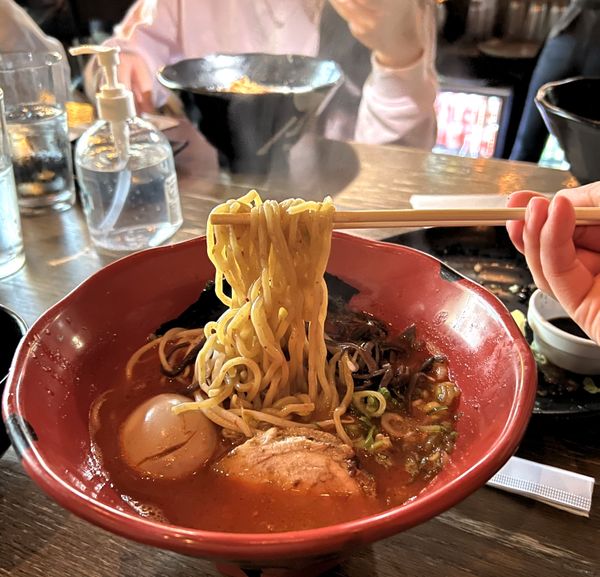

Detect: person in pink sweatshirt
[85, 0, 438, 149]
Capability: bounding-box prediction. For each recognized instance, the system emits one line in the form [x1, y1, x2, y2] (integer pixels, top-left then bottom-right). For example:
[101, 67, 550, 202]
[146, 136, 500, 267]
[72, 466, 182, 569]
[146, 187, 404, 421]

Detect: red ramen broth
[90, 311, 460, 533]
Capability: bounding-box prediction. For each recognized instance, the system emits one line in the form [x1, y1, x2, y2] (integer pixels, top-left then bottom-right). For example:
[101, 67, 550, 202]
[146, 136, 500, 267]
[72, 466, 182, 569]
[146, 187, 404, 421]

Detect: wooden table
[1, 123, 598, 577]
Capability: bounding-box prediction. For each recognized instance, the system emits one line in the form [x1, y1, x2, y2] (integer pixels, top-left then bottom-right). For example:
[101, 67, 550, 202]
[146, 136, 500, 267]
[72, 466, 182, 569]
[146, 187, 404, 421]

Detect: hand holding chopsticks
[210, 207, 600, 229]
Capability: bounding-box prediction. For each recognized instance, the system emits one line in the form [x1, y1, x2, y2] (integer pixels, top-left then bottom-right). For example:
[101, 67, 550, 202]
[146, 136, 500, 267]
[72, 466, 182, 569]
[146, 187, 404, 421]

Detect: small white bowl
[527, 289, 600, 374]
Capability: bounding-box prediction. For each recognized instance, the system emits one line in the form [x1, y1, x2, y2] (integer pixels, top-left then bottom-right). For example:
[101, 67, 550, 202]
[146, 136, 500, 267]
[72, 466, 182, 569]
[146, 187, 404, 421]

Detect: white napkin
[410, 194, 511, 210]
[486, 456, 595, 517]
[409, 193, 554, 211]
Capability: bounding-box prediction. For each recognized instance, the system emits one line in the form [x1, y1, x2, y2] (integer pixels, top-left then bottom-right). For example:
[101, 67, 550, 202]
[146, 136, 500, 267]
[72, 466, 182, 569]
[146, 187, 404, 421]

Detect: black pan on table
[385, 226, 600, 416]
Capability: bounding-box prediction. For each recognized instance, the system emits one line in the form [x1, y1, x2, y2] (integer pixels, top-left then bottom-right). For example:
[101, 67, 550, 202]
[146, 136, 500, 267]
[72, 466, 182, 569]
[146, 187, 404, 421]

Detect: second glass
[0, 52, 75, 215]
[0, 88, 25, 278]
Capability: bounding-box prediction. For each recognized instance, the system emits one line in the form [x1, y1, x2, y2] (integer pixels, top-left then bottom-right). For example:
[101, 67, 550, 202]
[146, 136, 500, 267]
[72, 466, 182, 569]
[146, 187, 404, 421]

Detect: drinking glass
[0, 52, 75, 215]
[0, 88, 25, 278]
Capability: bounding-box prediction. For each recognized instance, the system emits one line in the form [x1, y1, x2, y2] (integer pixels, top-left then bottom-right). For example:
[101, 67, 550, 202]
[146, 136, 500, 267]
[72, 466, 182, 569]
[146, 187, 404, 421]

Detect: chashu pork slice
[213, 426, 375, 497]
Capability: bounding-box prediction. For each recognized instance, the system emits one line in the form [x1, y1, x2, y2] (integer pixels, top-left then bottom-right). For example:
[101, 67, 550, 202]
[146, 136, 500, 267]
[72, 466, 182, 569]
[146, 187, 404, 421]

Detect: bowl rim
[535, 76, 600, 128]
[157, 52, 344, 95]
[2, 232, 537, 560]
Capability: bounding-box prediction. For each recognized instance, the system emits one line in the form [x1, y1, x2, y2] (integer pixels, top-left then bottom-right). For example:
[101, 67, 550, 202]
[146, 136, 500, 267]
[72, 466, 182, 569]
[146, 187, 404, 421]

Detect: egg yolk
[119, 393, 217, 479]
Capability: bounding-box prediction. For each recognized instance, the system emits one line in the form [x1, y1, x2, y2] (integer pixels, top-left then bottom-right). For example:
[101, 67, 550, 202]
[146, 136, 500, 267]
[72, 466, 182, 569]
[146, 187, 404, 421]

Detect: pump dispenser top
[71, 45, 135, 122]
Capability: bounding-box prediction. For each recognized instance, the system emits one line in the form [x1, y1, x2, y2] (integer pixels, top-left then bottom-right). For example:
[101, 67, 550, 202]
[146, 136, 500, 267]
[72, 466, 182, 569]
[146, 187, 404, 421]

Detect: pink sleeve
[104, 0, 180, 106]
[354, 11, 438, 149]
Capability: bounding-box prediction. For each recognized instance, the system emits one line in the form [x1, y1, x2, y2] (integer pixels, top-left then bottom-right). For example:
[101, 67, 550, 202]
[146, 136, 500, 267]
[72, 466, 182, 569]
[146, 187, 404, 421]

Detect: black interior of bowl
[545, 78, 600, 122]
[386, 226, 534, 313]
[161, 53, 342, 93]
[1, 306, 27, 454]
[159, 54, 343, 174]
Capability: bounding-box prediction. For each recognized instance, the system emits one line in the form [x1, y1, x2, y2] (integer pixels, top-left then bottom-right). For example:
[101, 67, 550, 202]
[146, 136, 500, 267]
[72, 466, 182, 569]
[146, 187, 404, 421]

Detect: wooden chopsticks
[210, 208, 600, 229]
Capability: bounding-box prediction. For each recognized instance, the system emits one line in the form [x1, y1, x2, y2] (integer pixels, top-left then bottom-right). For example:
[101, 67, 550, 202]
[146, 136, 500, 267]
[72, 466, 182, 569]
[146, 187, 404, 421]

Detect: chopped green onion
[428, 405, 449, 414]
[352, 390, 387, 417]
[367, 396, 378, 412]
[378, 386, 391, 401]
[529, 340, 547, 364]
[434, 382, 460, 404]
[370, 434, 392, 453]
[362, 425, 376, 450]
[344, 423, 363, 438]
[424, 401, 449, 414]
[428, 451, 441, 462]
[375, 452, 392, 467]
[583, 377, 600, 394]
[358, 415, 372, 428]
[354, 426, 393, 454]
[405, 456, 419, 477]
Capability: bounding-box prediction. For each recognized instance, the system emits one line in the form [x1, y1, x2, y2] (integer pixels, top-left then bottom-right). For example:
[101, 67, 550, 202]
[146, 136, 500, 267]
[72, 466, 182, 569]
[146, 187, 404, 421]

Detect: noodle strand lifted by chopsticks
[171, 191, 356, 439]
[125, 191, 373, 443]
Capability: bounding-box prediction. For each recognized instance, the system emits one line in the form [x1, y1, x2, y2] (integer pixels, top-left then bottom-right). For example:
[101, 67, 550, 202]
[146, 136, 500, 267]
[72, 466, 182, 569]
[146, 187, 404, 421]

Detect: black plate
[1, 304, 27, 455]
[385, 226, 600, 416]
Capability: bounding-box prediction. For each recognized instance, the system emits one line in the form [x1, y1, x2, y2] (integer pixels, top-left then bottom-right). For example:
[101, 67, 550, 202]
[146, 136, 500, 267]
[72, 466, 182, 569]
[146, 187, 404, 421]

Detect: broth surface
[90, 321, 460, 533]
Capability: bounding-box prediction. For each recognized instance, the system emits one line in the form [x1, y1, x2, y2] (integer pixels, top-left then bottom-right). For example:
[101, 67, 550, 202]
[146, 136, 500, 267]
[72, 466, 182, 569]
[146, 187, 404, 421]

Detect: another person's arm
[330, 0, 438, 148]
[83, 0, 179, 113]
[507, 182, 600, 343]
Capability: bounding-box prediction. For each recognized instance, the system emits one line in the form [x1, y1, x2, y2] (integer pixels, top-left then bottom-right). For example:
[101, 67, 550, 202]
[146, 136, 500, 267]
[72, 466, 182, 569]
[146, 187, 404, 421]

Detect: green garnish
[364, 426, 376, 448]
[529, 340, 547, 365]
[358, 415, 372, 428]
[375, 452, 392, 467]
[355, 425, 377, 451]
[427, 405, 449, 414]
[366, 396, 378, 412]
[583, 377, 600, 394]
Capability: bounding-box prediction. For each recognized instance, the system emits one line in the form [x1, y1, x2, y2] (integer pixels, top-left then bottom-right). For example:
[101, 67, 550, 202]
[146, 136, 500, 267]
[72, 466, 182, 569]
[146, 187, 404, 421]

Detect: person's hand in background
[507, 182, 600, 343]
[329, 0, 426, 69]
[115, 51, 156, 114]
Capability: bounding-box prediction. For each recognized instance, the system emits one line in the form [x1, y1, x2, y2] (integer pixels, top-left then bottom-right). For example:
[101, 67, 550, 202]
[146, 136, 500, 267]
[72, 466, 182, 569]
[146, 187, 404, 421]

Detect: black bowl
[535, 77, 600, 184]
[158, 53, 343, 174]
[0, 304, 27, 455]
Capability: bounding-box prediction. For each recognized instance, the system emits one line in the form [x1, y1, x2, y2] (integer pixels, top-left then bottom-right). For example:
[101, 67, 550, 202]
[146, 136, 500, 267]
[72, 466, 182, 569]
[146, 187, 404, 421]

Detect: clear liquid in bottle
[76, 118, 183, 252]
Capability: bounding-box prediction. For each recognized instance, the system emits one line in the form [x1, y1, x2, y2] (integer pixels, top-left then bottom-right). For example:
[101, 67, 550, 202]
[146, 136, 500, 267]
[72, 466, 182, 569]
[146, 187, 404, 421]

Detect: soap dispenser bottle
[70, 45, 182, 252]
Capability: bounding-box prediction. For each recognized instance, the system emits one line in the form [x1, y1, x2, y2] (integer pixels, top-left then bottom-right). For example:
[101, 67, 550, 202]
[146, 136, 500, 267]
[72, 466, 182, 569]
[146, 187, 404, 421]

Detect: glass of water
[0, 88, 25, 278]
[0, 52, 75, 215]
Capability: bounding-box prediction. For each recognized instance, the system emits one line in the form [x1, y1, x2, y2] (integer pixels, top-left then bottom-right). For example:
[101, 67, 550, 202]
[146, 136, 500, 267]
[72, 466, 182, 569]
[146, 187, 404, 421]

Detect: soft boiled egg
[119, 393, 217, 479]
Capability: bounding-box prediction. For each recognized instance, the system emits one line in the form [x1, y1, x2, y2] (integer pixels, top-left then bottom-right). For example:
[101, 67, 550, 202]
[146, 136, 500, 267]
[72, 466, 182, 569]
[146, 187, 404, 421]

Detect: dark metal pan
[385, 226, 600, 416]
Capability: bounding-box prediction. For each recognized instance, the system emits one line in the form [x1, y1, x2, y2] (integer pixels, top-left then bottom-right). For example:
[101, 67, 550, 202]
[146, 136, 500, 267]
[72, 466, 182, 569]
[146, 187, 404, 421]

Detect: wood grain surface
[1, 122, 597, 577]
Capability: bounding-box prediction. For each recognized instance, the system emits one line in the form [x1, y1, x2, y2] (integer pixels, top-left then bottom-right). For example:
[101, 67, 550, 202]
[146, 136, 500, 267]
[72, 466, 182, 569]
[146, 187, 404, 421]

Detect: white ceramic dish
[527, 289, 600, 374]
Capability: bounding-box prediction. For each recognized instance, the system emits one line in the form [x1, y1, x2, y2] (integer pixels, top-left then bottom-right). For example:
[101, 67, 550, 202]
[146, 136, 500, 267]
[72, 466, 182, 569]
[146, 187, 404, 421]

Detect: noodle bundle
[123, 190, 461, 466]
[170, 191, 356, 442]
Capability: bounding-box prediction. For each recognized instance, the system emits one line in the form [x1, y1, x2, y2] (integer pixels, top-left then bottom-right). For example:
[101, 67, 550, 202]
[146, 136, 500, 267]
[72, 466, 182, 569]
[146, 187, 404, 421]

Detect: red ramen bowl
[2, 233, 536, 576]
